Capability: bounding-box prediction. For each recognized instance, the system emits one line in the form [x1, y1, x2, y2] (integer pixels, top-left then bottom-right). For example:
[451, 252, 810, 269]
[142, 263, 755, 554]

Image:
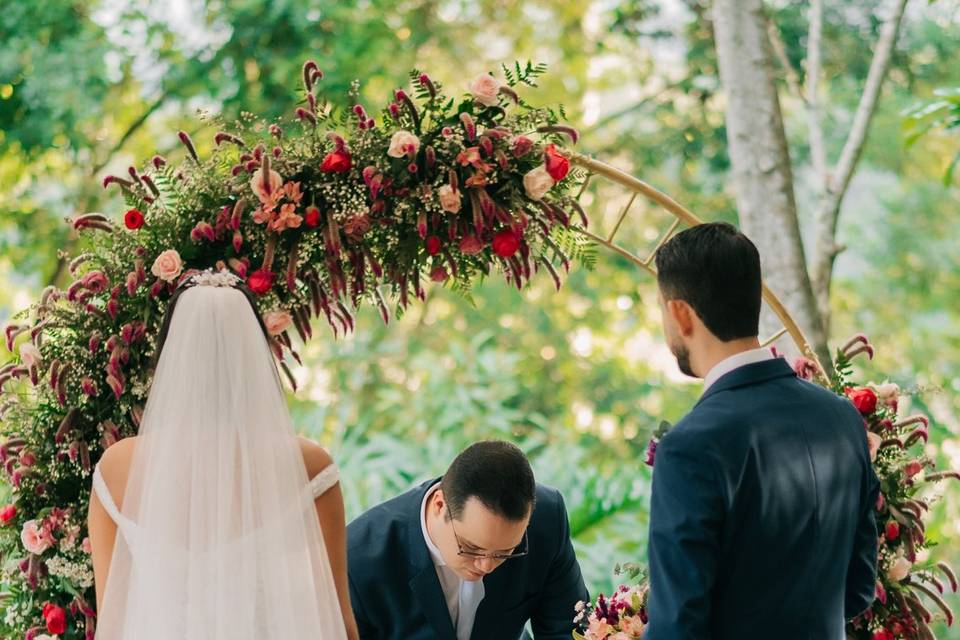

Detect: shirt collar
[703, 347, 775, 392]
[420, 481, 447, 568]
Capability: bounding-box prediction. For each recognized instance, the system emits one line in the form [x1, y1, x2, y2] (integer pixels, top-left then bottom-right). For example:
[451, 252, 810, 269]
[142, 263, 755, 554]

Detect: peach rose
[438, 185, 461, 213]
[21, 519, 53, 555]
[19, 342, 42, 368]
[387, 130, 421, 159]
[875, 382, 900, 411]
[263, 311, 293, 336]
[250, 166, 283, 204]
[469, 73, 501, 107]
[867, 431, 882, 462]
[151, 249, 183, 283]
[523, 165, 555, 201]
[887, 555, 912, 582]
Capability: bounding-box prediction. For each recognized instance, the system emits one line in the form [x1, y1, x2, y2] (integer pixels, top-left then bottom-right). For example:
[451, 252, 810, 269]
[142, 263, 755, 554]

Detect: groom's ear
[666, 299, 696, 337]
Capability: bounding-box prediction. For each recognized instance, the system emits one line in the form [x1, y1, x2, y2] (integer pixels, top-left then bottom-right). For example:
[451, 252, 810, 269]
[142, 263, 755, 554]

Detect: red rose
[845, 387, 878, 416]
[320, 150, 352, 173]
[430, 266, 448, 282]
[885, 521, 899, 542]
[43, 602, 67, 635]
[304, 206, 321, 228]
[872, 631, 894, 640]
[124, 208, 145, 230]
[426, 236, 442, 256]
[0, 504, 16, 525]
[492, 230, 521, 258]
[544, 144, 570, 182]
[247, 269, 275, 295]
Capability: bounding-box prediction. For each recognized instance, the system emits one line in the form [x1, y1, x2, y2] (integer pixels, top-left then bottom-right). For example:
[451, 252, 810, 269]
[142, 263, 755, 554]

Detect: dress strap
[305, 463, 340, 499]
[92, 466, 137, 542]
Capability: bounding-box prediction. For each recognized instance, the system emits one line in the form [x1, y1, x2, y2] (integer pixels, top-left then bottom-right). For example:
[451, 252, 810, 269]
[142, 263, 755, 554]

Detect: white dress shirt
[702, 347, 775, 392]
[420, 483, 485, 640]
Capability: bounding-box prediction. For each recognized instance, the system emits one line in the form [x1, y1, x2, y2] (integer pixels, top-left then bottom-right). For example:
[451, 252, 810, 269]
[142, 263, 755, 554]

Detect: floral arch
[0, 61, 955, 640]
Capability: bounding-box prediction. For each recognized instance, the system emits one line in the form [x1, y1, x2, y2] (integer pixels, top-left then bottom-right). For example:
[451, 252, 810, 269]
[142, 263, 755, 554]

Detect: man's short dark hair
[655, 222, 762, 341]
[441, 440, 536, 522]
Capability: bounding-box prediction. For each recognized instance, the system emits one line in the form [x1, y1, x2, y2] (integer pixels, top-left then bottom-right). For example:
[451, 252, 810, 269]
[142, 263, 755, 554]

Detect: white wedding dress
[92, 278, 348, 639]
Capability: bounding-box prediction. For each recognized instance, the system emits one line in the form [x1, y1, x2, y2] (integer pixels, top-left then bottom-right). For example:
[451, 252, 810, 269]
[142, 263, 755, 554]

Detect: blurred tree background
[2, 0, 959, 634]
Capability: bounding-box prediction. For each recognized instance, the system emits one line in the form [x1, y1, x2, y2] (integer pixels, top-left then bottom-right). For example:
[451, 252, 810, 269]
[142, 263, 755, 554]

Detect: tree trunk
[712, 0, 830, 367]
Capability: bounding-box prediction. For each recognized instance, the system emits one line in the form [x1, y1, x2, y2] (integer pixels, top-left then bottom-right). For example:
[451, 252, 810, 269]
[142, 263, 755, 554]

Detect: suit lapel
[407, 479, 457, 640]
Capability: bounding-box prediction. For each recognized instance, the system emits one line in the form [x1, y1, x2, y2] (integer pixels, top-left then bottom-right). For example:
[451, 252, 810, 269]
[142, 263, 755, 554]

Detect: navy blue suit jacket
[347, 479, 588, 640]
[645, 358, 879, 640]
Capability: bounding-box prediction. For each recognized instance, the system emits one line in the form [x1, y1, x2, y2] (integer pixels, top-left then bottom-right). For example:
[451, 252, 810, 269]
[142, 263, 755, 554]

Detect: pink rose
[887, 555, 912, 582]
[875, 382, 900, 412]
[81, 536, 92, 554]
[19, 342, 42, 368]
[263, 311, 293, 336]
[250, 166, 283, 204]
[459, 235, 484, 255]
[512, 135, 534, 158]
[523, 165, 555, 201]
[469, 73, 501, 107]
[387, 130, 420, 158]
[866, 431, 882, 462]
[438, 185, 461, 213]
[150, 249, 183, 283]
[621, 614, 646, 635]
[21, 519, 54, 555]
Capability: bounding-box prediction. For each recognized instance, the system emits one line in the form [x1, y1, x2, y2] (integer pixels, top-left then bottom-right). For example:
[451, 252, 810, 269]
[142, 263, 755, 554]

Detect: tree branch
[809, 0, 909, 326]
[767, 19, 805, 102]
[829, 0, 908, 202]
[804, 0, 828, 194]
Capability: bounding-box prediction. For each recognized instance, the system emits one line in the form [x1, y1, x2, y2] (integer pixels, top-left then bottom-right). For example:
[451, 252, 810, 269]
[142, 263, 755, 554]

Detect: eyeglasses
[446, 503, 529, 561]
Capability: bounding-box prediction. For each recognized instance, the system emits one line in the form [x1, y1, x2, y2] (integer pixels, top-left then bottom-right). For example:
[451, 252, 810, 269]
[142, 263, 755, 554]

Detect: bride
[86, 269, 359, 639]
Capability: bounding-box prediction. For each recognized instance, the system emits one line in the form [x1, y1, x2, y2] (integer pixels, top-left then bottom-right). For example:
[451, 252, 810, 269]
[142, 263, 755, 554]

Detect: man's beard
[670, 340, 694, 377]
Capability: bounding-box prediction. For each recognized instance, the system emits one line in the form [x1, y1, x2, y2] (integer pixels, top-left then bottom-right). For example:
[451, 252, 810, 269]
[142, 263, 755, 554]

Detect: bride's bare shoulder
[96, 437, 138, 494]
[297, 436, 334, 480]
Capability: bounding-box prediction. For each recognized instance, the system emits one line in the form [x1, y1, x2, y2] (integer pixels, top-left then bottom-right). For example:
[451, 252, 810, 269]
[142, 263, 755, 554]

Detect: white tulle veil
[95, 274, 346, 639]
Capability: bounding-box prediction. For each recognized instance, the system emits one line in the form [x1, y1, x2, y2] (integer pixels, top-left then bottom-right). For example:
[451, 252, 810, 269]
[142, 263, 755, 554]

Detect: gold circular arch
[566, 152, 827, 381]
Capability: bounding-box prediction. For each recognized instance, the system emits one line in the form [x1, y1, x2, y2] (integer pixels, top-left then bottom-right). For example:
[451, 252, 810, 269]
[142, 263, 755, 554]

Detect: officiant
[346, 440, 588, 639]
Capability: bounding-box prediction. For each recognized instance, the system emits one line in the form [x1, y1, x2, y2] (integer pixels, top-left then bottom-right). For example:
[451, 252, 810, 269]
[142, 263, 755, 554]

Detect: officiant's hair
[153, 281, 271, 368]
[655, 222, 761, 341]
[442, 440, 536, 522]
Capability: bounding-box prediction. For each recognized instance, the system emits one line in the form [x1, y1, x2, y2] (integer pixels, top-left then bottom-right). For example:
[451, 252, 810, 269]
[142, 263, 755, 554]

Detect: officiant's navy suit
[645, 358, 880, 640]
[347, 479, 588, 640]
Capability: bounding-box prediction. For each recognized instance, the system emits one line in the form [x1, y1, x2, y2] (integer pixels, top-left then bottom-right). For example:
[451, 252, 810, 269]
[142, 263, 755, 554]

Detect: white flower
[189, 268, 241, 288]
[437, 185, 461, 213]
[387, 130, 420, 158]
[523, 165, 555, 200]
[469, 73, 501, 107]
[19, 342, 42, 368]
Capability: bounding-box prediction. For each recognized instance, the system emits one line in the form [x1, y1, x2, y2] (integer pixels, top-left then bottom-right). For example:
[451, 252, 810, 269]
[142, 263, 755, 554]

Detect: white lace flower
[188, 268, 242, 288]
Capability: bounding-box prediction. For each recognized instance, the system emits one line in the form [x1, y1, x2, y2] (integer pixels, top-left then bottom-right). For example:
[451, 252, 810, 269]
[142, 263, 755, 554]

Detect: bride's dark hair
[153, 280, 272, 367]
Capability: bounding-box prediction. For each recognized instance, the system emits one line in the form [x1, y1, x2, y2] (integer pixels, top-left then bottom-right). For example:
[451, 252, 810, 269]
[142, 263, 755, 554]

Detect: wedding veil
[95, 276, 346, 639]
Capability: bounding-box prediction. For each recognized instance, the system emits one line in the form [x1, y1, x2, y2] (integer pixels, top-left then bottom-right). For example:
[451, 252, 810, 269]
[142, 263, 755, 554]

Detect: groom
[346, 440, 587, 639]
[645, 223, 880, 639]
